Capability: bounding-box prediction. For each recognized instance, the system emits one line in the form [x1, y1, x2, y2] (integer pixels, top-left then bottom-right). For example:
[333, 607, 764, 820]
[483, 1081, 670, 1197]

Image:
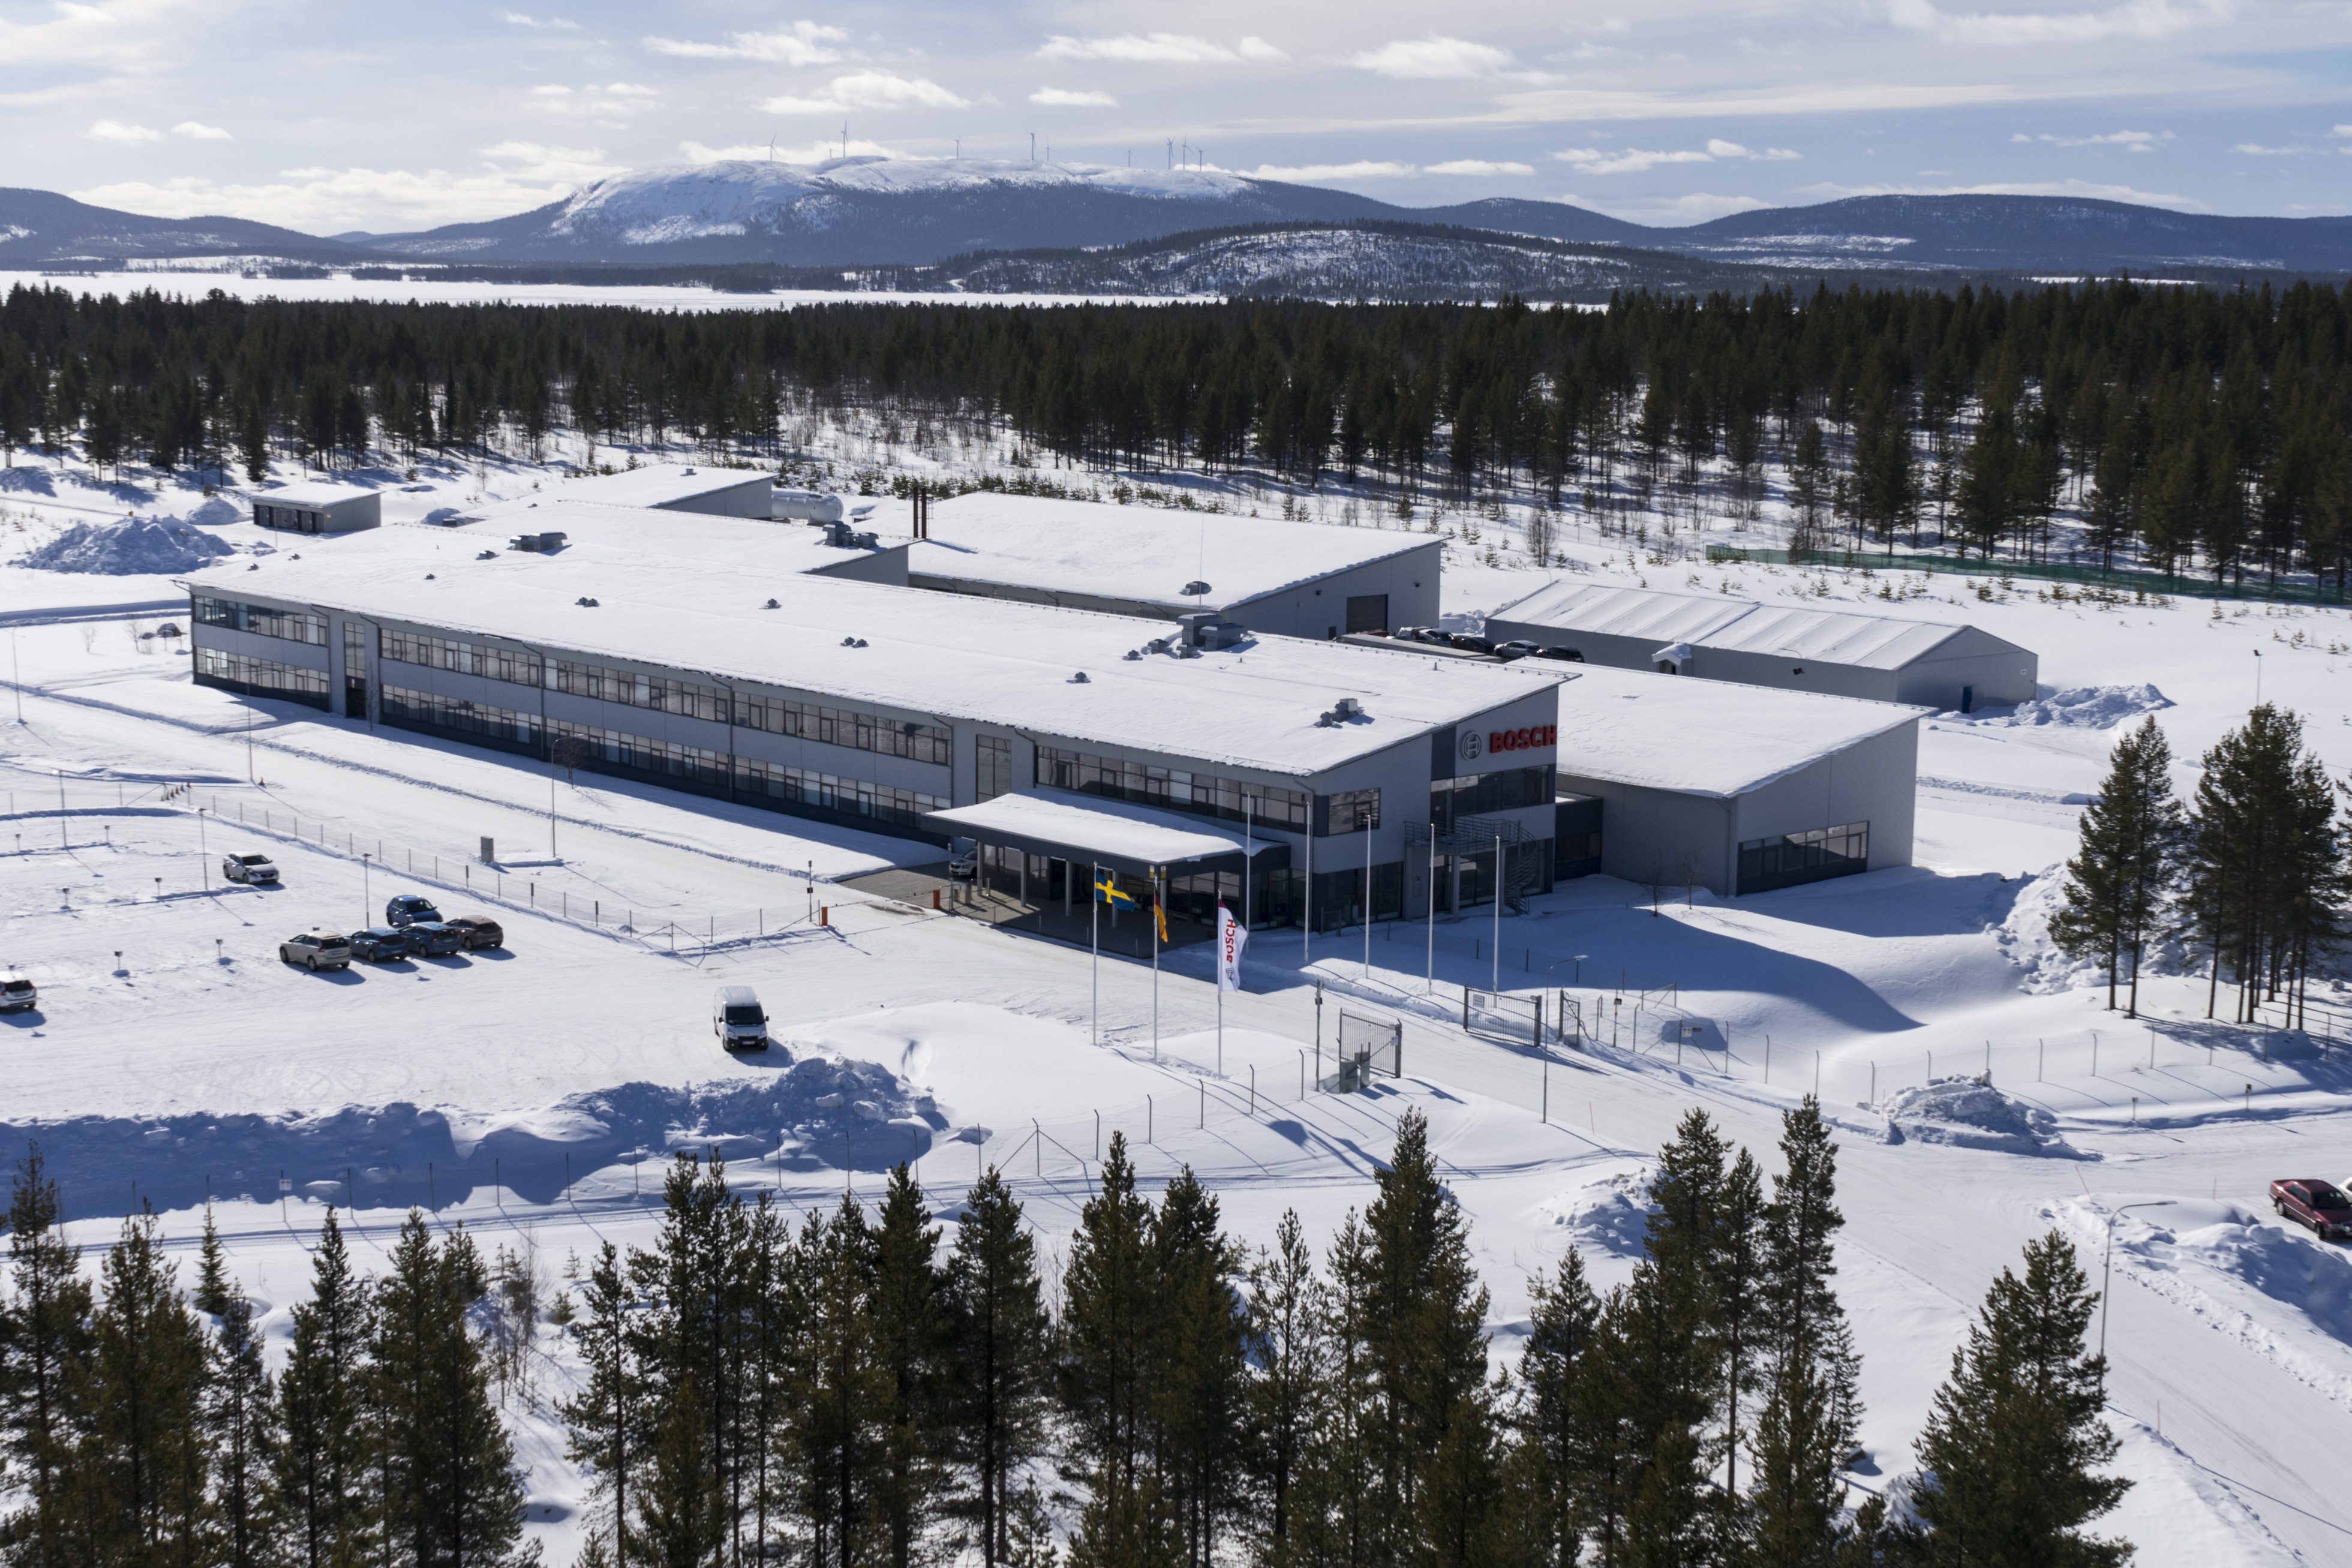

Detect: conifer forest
[2, 278, 2350, 590]
[0, 1104, 2134, 1568]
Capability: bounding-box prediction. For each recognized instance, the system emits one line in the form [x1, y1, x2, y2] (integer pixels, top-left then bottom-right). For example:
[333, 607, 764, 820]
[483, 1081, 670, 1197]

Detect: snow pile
[1959, 683, 2173, 729]
[1879, 1078, 2077, 1157]
[1996, 870, 2102, 994]
[13, 516, 236, 575]
[1538, 1166, 1656, 1262]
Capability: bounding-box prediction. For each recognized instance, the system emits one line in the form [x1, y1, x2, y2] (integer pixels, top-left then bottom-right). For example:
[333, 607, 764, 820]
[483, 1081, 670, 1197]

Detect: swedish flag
[1094, 870, 1138, 909]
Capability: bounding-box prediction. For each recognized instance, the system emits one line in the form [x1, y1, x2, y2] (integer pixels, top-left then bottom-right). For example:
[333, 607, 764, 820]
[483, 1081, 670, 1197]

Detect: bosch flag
[1218, 903, 1246, 992]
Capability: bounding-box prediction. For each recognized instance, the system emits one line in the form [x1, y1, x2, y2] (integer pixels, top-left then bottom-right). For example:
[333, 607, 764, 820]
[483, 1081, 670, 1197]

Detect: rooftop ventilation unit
[1177, 611, 1245, 650]
[509, 531, 567, 552]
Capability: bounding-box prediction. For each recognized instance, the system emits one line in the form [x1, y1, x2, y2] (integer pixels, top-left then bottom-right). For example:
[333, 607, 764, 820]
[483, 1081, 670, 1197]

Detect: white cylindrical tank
[773, 488, 845, 523]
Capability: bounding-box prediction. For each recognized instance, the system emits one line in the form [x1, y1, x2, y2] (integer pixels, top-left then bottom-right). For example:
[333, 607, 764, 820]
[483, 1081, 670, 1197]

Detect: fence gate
[1464, 987, 1543, 1049]
[1323, 1010, 1402, 1093]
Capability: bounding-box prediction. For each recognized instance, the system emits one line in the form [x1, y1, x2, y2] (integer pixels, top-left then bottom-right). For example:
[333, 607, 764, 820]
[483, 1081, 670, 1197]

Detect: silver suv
[224, 853, 280, 884]
[279, 930, 352, 971]
[0, 971, 35, 1013]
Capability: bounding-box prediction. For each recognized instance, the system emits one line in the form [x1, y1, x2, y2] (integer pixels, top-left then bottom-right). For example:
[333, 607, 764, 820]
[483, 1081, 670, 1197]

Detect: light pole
[1492, 833, 1503, 994]
[2100, 1200, 2176, 1360]
[362, 852, 371, 928]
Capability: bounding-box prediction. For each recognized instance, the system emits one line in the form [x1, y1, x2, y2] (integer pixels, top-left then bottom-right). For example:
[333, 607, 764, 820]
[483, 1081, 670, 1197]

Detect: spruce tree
[0, 1145, 94, 1568]
[1149, 1169, 1247, 1568]
[870, 1165, 950, 1568]
[787, 1198, 886, 1568]
[208, 1272, 279, 1568]
[372, 1213, 530, 1568]
[275, 1209, 377, 1568]
[2051, 717, 2184, 1014]
[1059, 1134, 1155, 1500]
[558, 1241, 644, 1568]
[943, 1169, 1053, 1568]
[1509, 1249, 1601, 1568]
[631, 1377, 725, 1568]
[195, 1204, 234, 1318]
[1894, 1233, 2129, 1567]
[1711, 1148, 1768, 1508]
[1242, 1210, 1326, 1562]
[1747, 1099, 1864, 1568]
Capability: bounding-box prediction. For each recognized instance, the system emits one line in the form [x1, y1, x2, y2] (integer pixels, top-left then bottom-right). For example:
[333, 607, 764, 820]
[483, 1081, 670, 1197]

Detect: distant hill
[5, 166, 2348, 282]
[0, 187, 384, 265]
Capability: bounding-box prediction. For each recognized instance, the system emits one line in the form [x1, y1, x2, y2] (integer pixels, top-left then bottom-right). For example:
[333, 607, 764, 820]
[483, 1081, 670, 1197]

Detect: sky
[4, 0, 2349, 235]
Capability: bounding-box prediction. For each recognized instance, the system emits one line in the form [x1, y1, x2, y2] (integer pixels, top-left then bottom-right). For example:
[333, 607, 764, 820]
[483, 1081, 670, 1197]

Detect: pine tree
[208, 1272, 279, 1568]
[2051, 716, 2186, 1016]
[558, 1241, 644, 1568]
[870, 1165, 951, 1568]
[1893, 1233, 2129, 1567]
[1747, 1100, 1865, 1568]
[372, 1213, 530, 1568]
[1242, 1210, 1325, 1563]
[195, 1204, 234, 1318]
[943, 1169, 1053, 1568]
[1059, 1134, 1155, 1504]
[631, 1377, 725, 1568]
[788, 1198, 886, 1568]
[275, 1209, 377, 1568]
[1508, 1250, 1601, 1568]
[0, 1145, 95, 1568]
[1148, 1169, 1247, 1568]
[1711, 1148, 1768, 1509]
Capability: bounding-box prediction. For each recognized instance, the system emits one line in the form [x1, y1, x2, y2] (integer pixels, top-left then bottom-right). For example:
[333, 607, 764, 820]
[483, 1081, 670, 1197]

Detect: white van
[1, 971, 35, 1013]
[713, 986, 768, 1050]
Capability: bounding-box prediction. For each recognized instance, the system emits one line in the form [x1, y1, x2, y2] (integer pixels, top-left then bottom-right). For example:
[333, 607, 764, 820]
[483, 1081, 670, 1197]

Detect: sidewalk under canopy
[921, 788, 1292, 879]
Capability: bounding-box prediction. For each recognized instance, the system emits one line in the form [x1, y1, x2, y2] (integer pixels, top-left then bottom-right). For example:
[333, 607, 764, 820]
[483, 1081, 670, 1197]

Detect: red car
[2269, 1178, 2352, 1240]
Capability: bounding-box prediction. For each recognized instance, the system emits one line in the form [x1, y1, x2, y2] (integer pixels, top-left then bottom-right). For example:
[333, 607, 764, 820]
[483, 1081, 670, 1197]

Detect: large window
[381, 686, 542, 750]
[1738, 822, 1870, 893]
[550, 659, 729, 722]
[380, 629, 542, 686]
[1034, 745, 1309, 831]
[1431, 766, 1554, 830]
[194, 645, 330, 707]
[549, 719, 728, 789]
[735, 693, 953, 765]
[192, 596, 327, 645]
[1322, 788, 1381, 836]
[735, 758, 947, 830]
[977, 735, 1013, 801]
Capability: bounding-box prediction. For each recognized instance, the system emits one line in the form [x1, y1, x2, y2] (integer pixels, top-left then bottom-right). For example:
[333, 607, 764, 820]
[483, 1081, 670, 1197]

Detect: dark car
[385, 894, 442, 927]
[2270, 1178, 2352, 1239]
[348, 927, 412, 962]
[1532, 645, 1586, 663]
[445, 916, 504, 951]
[1446, 632, 1495, 654]
[404, 921, 464, 957]
[1491, 639, 1542, 662]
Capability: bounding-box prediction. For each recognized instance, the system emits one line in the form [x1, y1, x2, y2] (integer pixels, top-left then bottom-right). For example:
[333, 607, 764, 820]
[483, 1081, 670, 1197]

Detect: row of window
[549, 660, 730, 723]
[1034, 744, 1311, 831]
[192, 597, 328, 646]
[1325, 788, 1381, 835]
[195, 646, 331, 699]
[382, 630, 543, 687]
[549, 719, 729, 789]
[735, 695, 954, 765]
[1432, 765, 1557, 828]
[252, 503, 326, 531]
[382, 686, 540, 749]
[736, 759, 947, 828]
[1738, 822, 1871, 891]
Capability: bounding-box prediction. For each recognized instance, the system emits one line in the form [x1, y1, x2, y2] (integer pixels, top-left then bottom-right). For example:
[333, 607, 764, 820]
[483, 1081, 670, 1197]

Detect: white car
[223, 852, 280, 884]
[0, 971, 35, 1013]
[278, 930, 352, 971]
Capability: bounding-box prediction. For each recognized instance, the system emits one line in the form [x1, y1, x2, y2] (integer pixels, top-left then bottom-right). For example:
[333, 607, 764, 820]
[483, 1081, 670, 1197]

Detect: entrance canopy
[921, 788, 1292, 879]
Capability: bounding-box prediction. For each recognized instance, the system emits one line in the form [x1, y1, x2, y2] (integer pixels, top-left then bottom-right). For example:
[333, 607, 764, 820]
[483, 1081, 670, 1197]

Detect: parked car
[1398, 626, 1449, 645]
[404, 921, 464, 957]
[278, 930, 352, 971]
[1532, 645, 1586, 663]
[947, 840, 978, 881]
[2270, 1177, 2352, 1239]
[385, 894, 441, 927]
[223, 852, 279, 884]
[347, 927, 412, 962]
[713, 985, 770, 1050]
[1491, 639, 1542, 662]
[0, 970, 35, 1012]
[445, 916, 504, 951]
[1446, 632, 1496, 654]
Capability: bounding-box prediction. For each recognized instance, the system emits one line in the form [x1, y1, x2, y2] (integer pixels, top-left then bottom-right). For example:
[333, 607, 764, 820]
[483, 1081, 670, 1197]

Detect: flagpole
[1152, 866, 1163, 1062]
[1216, 901, 1225, 1076]
[1091, 861, 1100, 1047]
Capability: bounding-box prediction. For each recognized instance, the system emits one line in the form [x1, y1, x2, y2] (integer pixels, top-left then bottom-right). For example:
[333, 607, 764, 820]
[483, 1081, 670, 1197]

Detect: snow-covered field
[4, 446, 2351, 1564]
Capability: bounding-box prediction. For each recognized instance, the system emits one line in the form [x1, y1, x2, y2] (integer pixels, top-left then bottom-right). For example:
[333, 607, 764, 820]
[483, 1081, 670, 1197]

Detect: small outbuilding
[1486, 581, 2036, 713]
[903, 492, 1440, 641]
[251, 480, 380, 534]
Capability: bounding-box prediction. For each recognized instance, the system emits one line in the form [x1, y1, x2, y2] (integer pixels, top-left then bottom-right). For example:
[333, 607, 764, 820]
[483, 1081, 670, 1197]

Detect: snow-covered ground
[4, 443, 2351, 1564]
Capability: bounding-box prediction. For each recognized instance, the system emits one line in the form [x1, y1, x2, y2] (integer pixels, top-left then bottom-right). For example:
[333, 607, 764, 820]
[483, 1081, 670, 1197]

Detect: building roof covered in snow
[903, 492, 1437, 616]
[471, 462, 773, 517]
[1551, 663, 1927, 798]
[250, 479, 379, 509]
[432, 501, 903, 579]
[1489, 580, 2023, 669]
[182, 530, 1557, 779]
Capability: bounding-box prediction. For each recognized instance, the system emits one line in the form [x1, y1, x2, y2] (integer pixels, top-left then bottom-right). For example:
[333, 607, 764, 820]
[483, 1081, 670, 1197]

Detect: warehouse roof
[1552, 664, 1927, 798]
[251, 479, 379, 509]
[182, 530, 1556, 778]
[474, 462, 773, 515]
[1489, 581, 2021, 669]
[432, 501, 901, 576]
[904, 492, 1435, 614]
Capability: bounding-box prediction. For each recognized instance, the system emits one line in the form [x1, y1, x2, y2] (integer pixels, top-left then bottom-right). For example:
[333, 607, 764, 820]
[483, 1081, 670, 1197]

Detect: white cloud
[501, 11, 578, 29]
[86, 118, 161, 143]
[1242, 160, 1420, 182]
[479, 141, 623, 184]
[1624, 191, 1771, 222]
[70, 164, 591, 233]
[1552, 145, 1716, 174]
[1237, 37, 1287, 61]
[1037, 33, 1239, 63]
[1425, 159, 1535, 176]
[170, 120, 230, 140]
[1030, 87, 1116, 107]
[643, 21, 847, 65]
[2015, 128, 2168, 151]
[0, 0, 185, 70]
[1794, 176, 2198, 206]
[530, 82, 659, 119]
[1886, 0, 2231, 46]
[2230, 142, 2306, 155]
[762, 72, 966, 114]
[1349, 36, 1512, 79]
[1705, 139, 1800, 160]
[681, 138, 899, 165]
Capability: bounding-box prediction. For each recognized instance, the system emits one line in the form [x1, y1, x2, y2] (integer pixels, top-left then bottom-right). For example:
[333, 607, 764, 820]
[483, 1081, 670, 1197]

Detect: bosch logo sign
[1486, 725, 1557, 754]
[1458, 730, 1483, 762]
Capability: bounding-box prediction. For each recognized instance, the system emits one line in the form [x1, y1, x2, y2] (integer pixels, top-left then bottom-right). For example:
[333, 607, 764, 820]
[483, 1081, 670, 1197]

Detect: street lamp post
[2100, 1200, 2176, 1360]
